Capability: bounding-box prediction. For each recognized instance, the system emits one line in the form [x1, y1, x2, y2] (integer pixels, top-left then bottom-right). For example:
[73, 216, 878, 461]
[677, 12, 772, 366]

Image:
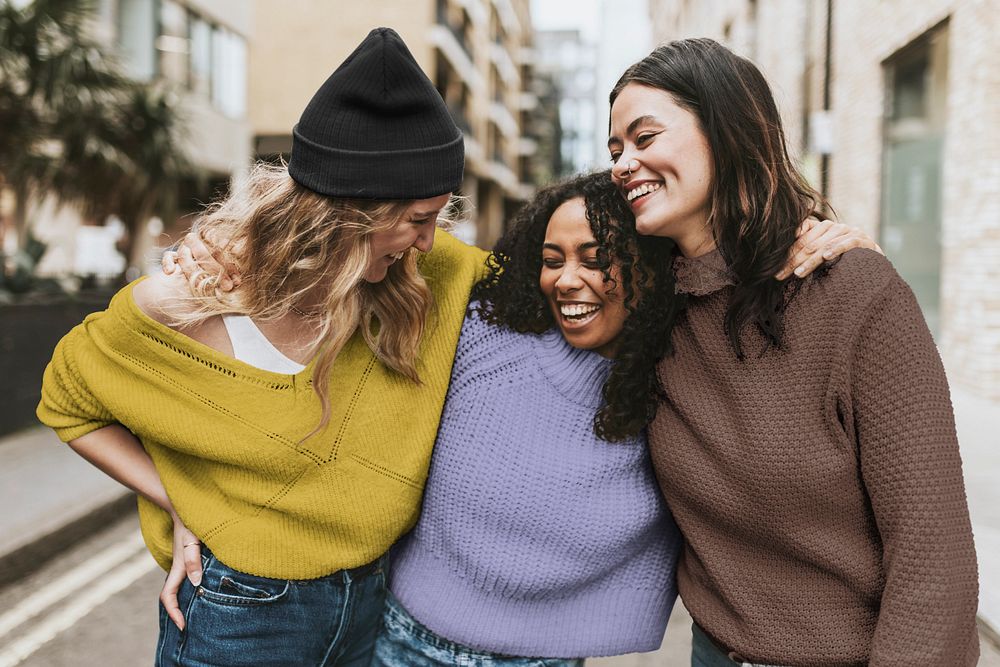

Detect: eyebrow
[542, 241, 600, 252]
[410, 209, 440, 218]
[607, 115, 659, 148]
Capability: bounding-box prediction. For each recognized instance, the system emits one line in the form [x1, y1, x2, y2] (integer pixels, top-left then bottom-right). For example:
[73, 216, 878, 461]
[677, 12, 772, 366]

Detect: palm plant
[0, 0, 189, 282]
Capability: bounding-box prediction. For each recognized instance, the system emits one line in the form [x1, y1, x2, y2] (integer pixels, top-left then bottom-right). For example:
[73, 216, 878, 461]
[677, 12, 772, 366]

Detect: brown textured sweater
[648, 248, 978, 666]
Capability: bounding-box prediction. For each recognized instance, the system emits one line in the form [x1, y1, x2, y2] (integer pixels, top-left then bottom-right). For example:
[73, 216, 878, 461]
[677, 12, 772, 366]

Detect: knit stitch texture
[649, 248, 978, 666]
[389, 309, 681, 658]
[37, 230, 487, 579]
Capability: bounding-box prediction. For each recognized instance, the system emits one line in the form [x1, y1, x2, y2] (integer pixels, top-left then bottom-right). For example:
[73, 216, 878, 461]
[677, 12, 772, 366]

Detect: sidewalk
[952, 384, 1000, 635]
[0, 426, 133, 587]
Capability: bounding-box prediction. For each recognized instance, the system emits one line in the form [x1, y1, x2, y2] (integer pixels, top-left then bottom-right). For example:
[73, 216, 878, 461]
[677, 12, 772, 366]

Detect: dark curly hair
[471, 171, 681, 441]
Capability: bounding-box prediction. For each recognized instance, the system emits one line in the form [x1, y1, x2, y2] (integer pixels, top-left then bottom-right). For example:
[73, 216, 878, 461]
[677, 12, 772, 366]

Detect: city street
[1, 510, 999, 666]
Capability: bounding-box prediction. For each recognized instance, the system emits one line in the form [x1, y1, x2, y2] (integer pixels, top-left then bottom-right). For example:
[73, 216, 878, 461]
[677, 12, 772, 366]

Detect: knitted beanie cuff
[289, 125, 465, 200]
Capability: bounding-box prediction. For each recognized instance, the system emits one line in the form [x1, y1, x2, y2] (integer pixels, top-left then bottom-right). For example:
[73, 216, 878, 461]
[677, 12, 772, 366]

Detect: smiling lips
[559, 302, 602, 326]
[625, 181, 663, 206]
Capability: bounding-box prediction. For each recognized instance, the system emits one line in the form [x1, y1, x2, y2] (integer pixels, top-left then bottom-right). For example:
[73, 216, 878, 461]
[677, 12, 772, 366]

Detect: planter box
[0, 291, 114, 437]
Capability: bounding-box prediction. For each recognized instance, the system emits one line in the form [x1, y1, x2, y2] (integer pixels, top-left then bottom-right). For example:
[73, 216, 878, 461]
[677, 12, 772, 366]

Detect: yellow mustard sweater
[37, 229, 488, 579]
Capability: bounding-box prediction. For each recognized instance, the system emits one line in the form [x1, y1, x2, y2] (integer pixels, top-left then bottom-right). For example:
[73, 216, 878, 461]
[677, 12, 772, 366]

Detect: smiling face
[539, 198, 629, 359]
[608, 83, 714, 255]
[364, 193, 450, 282]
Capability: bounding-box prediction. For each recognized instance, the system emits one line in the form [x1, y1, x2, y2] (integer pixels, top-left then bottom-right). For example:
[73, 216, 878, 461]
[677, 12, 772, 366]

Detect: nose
[412, 225, 435, 253]
[611, 155, 637, 183]
[555, 264, 585, 293]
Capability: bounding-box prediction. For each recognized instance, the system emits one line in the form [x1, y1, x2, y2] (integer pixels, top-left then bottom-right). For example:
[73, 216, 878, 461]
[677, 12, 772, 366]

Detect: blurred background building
[531, 28, 599, 179]
[102, 0, 253, 272]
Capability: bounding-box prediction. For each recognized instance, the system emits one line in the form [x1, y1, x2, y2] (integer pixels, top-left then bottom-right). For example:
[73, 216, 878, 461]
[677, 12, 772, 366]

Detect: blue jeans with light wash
[372, 590, 584, 667]
[155, 546, 387, 667]
[691, 623, 787, 667]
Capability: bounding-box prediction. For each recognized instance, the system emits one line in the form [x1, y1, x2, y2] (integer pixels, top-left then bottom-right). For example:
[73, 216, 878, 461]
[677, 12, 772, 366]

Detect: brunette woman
[607, 38, 978, 666]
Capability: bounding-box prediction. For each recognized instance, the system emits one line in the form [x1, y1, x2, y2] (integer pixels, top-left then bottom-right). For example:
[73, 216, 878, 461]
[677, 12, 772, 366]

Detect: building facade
[648, 0, 1000, 401]
[532, 29, 599, 178]
[28, 0, 254, 277]
[249, 0, 537, 248]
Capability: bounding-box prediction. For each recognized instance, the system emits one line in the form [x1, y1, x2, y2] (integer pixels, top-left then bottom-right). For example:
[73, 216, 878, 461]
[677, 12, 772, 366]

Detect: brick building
[648, 0, 1000, 402]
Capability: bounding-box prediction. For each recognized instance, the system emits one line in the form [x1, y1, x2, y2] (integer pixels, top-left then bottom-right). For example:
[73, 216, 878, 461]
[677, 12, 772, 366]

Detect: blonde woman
[36, 28, 487, 666]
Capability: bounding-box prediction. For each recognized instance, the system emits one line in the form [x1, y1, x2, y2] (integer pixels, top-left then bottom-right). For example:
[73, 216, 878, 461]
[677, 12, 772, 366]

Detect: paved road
[1, 512, 999, 666]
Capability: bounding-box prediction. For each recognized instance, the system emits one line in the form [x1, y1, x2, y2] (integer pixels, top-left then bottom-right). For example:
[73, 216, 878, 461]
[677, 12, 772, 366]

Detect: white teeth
[627, 182, 662, 202]
[560, 303, 600, 317]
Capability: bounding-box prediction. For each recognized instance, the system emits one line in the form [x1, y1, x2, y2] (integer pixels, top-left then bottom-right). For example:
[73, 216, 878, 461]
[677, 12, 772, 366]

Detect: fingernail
[191, 572, 202, 587]
[794, 266, 806, 276]
[822, 250, 834, 259]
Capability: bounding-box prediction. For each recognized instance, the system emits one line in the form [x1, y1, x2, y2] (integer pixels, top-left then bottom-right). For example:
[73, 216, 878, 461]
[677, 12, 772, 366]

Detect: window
[189, 13, 212, 98]
[880, 22, 949, 335]
[116, 0, 155, 80]
[156, 0, 188, 86]
[211, 27, 247, 119]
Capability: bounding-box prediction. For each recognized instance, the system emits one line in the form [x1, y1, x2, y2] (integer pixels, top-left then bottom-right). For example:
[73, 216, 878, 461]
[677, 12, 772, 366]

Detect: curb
[0, 492, 135, 589]
[982, 616, 1000, 653]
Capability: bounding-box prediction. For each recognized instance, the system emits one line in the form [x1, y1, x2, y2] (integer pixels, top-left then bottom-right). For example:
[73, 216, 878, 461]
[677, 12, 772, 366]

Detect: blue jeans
[691, 624, 786, 667]
[372, 591, 584, 666]
[156, 546, 387, 666]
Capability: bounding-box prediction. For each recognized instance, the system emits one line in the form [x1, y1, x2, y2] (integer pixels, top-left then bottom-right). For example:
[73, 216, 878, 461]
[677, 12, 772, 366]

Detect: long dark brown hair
[610, 38, 826, 359]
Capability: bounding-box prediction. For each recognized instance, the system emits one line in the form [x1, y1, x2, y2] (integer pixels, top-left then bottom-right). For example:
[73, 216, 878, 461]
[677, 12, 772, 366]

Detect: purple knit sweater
[388, 309, 681, 658]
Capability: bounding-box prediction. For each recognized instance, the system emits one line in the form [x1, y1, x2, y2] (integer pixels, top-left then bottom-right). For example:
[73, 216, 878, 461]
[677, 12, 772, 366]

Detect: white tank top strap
[221, 315, 306, 374]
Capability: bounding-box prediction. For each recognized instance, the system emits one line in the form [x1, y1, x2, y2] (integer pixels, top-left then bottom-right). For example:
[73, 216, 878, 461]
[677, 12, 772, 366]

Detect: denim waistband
[692, 623, 788, 667]
[198, 544, 386, 583]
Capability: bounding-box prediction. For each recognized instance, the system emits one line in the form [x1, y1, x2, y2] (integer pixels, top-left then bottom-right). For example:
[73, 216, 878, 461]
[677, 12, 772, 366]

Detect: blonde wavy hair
[163, 162, 454, 432]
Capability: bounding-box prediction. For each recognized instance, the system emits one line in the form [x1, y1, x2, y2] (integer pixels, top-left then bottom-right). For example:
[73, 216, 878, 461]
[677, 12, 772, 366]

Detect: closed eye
[636, 131, 660, 146]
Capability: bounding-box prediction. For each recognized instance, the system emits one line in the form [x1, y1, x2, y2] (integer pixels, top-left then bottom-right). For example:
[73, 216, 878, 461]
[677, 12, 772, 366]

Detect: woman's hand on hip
[160, 515, 203, 631]
[776, 217, 884, 280]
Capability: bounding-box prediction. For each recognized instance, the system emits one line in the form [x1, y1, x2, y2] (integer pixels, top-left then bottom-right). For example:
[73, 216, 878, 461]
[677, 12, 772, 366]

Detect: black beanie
[288, 27, 465, 200]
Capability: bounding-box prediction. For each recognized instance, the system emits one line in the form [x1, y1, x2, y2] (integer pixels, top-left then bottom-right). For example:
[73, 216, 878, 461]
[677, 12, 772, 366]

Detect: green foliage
[0, 233, 61, 297]
[0, 0, 190, 272]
